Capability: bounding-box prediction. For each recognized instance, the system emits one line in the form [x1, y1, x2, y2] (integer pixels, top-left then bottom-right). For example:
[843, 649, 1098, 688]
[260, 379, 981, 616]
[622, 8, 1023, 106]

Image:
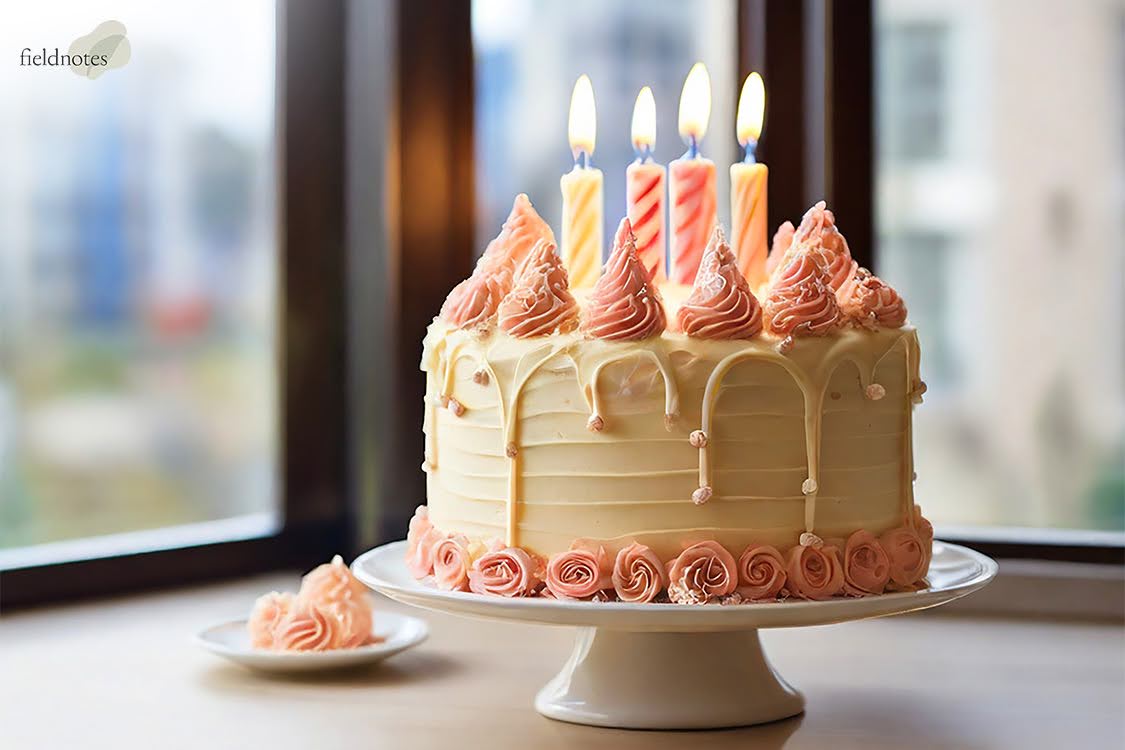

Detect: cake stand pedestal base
[534, 627, 804, 729]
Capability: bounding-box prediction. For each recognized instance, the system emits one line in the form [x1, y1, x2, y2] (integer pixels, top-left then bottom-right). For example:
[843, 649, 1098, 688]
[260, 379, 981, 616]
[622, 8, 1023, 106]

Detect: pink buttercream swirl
[581, 218, 667, 341]
[498, 239, 580, 337]
[766, 221, 795, 277]
[676, 227, 763, 340]
[736, 545, 788, 601]
[842, 530, 891, 596]
[405, 506, 443, 578]
[545, 543, 613, 600]
[248, 591, 295, 649]
[432, 534, 474, 592]
[880, 525, 928, 590]
[438, 246, 510, 330]
[786, 535, 845, 600]
[776, 201, 857, 291]
[274, 600, 344, 652]
[666, 541, 739, 604]
[764, 251, 842, 337]
[500, 193, 556, 276]
[328, 598, 375, 648]
[611, 542, 667, 603]
[468, 547, 542, 597]
[913, 505, 935, 576]
[439, 194, 553, 329]
[837, 267, 908, 329]
[299, 554, 369, 606]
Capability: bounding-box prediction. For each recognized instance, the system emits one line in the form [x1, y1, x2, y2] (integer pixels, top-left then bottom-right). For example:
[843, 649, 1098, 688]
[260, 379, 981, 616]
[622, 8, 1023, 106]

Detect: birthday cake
[406, 195, 932, 604]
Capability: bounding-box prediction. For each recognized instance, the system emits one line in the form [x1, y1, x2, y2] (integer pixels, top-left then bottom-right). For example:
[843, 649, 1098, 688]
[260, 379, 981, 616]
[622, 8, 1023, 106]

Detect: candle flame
[736, 72, 765, 145]
[678, 62, 711, 143]
[631, 86, 656, 151]
[568, 74, 597, 157]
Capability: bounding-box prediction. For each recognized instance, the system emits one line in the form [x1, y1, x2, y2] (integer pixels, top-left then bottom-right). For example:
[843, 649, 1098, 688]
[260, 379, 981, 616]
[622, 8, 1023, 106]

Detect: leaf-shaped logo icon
[69, 20, 131, 80]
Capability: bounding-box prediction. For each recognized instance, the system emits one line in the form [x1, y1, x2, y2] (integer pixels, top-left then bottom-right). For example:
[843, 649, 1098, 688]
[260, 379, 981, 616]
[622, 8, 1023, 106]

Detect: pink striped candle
[626, 87, 666, 282]
[669, 63, 717, 285]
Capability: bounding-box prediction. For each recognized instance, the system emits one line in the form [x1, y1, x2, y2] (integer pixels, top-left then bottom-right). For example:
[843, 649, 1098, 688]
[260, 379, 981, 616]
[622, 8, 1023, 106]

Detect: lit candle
[730, 72, 769, 290]
[560, 74, 603, 289]
[626, 86, 666, 282]
[669, 62, 717, 285]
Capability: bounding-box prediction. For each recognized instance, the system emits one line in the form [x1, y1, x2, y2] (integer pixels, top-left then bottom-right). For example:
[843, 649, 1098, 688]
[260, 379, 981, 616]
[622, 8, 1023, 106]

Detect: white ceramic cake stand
[353, 540, 996, 730]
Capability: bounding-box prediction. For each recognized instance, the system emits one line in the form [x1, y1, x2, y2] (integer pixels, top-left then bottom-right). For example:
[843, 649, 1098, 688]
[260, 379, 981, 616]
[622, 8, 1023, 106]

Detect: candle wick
[575, 150, 591, 169]
[635, 143, 653, 163]
[743, 140, 758, 165]
[685, 134, 700, 160]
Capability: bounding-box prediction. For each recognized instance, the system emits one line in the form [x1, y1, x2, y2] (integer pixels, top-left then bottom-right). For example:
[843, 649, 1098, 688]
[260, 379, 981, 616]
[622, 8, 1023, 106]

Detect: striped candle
[669, 62, 717, 285]
[560, 164, 604, 288]
[560, 74, 603, 288]
[626, 86, 666, 282]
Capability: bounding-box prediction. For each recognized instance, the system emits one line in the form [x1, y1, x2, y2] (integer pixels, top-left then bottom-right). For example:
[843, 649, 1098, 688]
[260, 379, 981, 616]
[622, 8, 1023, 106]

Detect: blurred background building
[0, 1, 277, 551]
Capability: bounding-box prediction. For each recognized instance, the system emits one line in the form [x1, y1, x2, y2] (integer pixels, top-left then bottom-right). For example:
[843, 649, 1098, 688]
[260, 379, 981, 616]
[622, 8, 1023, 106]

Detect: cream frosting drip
[421, 306, 920, 559]
[498, 239, 579, 337]
[676, 228, 763, 340]
[581, 218, 667, 341]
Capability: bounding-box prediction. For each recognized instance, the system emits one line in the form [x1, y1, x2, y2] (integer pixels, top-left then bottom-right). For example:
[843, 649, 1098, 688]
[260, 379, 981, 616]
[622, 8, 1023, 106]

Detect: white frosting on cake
[421, 290, 921, 560]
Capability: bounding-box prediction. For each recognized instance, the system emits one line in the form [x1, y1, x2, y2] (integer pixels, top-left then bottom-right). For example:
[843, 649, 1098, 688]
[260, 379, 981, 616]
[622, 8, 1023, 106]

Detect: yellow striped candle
[560, 75, 603, 289]
[626, 87, 666, 282]
[669, 63, 717, 285]
[730, 72, 769, 290]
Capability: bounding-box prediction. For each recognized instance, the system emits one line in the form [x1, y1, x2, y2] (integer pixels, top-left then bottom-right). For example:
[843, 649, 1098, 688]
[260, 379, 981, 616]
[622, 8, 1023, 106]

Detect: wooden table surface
[2, 572, 1122, 749]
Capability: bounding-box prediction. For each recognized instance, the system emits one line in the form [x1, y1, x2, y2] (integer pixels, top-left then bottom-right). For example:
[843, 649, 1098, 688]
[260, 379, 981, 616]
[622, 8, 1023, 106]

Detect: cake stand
[353, 540, 996, 730]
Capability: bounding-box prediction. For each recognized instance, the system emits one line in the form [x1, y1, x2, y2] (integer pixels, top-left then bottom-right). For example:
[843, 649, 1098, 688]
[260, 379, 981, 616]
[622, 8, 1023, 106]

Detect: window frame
[0, 0, 351, 608]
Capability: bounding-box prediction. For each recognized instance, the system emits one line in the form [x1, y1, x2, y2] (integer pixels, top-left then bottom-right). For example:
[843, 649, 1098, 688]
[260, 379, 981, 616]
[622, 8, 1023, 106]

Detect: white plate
[195, 610, 428, 673]
[352, 540, 997, 632]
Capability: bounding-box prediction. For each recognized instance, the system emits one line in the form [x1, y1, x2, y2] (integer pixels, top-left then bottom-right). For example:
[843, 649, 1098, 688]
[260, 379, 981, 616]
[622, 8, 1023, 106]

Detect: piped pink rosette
[837, 267, 908, 329]
[913, 505, 935, 574]
[406, 505, 444, 579]
[497, 239, 580, 338]
[773, 201, 857, 292]
[611, 543, 668, 603]
[439, 249, 510, 330]
[581, 218, 667, 341]
[763, 251, 842, 338]
[432, 534, 474, 592]
[676, 228, 763, 340]
[736, 545, 788, 601]
[666, 541, 739, 604]
[300, 554, 370, 604]
[248, 591, 295, 649]
[273, 600, 345, 652]
[786, 533, 845, 600]
[440, 194, 554, 329]
[841, 530, 891, 596]
[545, 542, 613, 600]
[468, 547, 543, 597]
[880, 525, 928, 590]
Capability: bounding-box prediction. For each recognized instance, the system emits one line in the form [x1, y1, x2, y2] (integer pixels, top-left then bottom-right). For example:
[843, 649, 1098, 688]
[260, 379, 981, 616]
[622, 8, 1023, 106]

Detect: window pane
[876, 1, 1125, 533]
[0, 2, 278, 555]
[473, 0, 737, 256]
